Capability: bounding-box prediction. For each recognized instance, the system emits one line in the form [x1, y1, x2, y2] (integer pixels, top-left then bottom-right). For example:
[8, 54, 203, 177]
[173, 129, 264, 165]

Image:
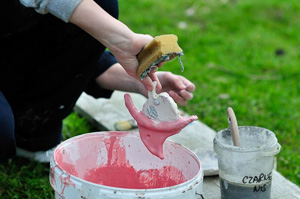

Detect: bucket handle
[195, 193, 205, 199]
[261, 143, 281, 156]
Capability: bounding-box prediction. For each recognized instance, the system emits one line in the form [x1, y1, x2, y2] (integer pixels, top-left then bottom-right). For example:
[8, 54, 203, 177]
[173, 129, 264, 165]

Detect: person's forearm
[96, 63, 147, 96]
[69, 0, 135, 55]
[69, 0, 156, 90]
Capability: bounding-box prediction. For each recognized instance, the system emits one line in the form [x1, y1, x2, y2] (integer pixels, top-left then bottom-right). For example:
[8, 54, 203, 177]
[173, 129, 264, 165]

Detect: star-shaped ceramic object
[124, 86, 197, 159]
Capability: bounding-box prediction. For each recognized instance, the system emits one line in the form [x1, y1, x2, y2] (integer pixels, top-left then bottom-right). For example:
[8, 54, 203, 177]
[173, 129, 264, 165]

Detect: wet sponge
[137, 34, 183, 79]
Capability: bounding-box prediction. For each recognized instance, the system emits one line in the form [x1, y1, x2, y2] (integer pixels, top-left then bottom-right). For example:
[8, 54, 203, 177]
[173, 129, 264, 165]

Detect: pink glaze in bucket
[50, 131, 203, 199]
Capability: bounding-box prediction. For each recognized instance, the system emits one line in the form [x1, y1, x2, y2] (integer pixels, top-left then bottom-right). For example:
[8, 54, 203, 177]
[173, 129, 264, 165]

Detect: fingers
[169, 81, 194, 106]
[169, 91, 186, 106]
[141, 70, 195, 106]
[141, 76, 154, 91]
[157, 61, 166, 68]
[179, 76, 195, 92]
[141, 76, 162, 92]
[180, 90, 194, 100]
[141, 67, 162, 92]
[167, 74, 195, 92]
[148, 67, 162, 92]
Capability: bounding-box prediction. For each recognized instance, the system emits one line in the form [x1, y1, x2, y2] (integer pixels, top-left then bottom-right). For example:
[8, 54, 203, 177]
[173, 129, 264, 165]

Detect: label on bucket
[220, 177, 272, 199]
[241, 172, 272, 185]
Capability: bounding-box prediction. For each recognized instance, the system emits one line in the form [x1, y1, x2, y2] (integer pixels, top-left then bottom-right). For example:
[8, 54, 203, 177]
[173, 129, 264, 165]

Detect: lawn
[0, 0, 299, 198]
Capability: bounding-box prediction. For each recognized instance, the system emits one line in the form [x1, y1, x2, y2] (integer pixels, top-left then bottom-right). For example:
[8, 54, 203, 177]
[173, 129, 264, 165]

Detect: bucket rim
[214, 126, 278, 153]
[52, 131, 203, 192]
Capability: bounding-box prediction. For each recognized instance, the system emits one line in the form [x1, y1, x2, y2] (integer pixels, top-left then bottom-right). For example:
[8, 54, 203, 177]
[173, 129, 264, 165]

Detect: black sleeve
[94, 50, 118, 77]
[84, 51, 118, 99]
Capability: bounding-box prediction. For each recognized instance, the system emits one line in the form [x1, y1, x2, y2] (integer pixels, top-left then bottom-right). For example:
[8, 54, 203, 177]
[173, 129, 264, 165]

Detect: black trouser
[0, 0, 119, 160]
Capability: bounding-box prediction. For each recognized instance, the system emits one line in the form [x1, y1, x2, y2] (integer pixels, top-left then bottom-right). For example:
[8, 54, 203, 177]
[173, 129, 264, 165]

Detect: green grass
[0, 0, 299, 198]
[118, 0, 300, 186]
[0, 113, 93, 199]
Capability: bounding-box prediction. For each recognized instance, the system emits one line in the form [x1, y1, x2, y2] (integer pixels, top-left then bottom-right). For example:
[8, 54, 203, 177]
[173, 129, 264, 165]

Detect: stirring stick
[227, 107, 241, 147]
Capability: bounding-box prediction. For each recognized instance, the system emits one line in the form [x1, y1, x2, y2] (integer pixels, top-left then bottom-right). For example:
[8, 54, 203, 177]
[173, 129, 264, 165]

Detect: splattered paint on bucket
[50, 131, 203, 199]
[55, 132, 188, 189]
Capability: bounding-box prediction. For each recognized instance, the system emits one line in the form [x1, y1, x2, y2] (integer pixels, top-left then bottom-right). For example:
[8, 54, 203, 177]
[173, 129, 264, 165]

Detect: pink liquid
[84, 164, 186, 189]
[55, 133, 187, 189]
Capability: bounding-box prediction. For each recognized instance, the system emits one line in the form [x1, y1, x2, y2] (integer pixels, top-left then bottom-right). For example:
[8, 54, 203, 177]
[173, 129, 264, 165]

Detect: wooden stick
[227, 107, 241, 147]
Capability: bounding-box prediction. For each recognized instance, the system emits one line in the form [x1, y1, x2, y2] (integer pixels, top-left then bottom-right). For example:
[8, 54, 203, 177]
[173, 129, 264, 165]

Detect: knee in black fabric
[0, 91, 16, 160]
[15, 122, 63, 152]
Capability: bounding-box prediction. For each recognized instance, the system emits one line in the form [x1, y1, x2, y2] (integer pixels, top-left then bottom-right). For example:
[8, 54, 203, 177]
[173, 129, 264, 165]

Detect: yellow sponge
[137, 34, 183, 79]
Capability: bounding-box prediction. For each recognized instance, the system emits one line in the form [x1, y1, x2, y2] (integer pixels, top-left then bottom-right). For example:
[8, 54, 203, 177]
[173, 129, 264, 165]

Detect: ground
[0, 0, 299, 198]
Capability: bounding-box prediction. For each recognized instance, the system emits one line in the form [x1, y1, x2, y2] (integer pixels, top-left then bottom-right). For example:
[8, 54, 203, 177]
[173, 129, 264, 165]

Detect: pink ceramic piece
[124, 93, 198, 159]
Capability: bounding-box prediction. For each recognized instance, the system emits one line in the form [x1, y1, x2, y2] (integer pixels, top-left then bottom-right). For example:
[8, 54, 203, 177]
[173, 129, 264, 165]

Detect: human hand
[109, 33, 162, 91]
[157, 72, 195, 106]
[69, 1, 160, 91]
[96, 63, 194, 106]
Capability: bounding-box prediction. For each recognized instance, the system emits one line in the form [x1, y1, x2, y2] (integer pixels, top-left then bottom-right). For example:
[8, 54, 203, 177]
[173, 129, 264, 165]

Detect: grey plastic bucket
[50, 131, 203, 199]
[214, 126, 281, 199]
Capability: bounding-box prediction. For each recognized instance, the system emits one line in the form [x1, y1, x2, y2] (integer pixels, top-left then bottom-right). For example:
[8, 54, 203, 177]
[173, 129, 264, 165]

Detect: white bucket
[214, 126, 281, 199]
[50, 131, 203, 199]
